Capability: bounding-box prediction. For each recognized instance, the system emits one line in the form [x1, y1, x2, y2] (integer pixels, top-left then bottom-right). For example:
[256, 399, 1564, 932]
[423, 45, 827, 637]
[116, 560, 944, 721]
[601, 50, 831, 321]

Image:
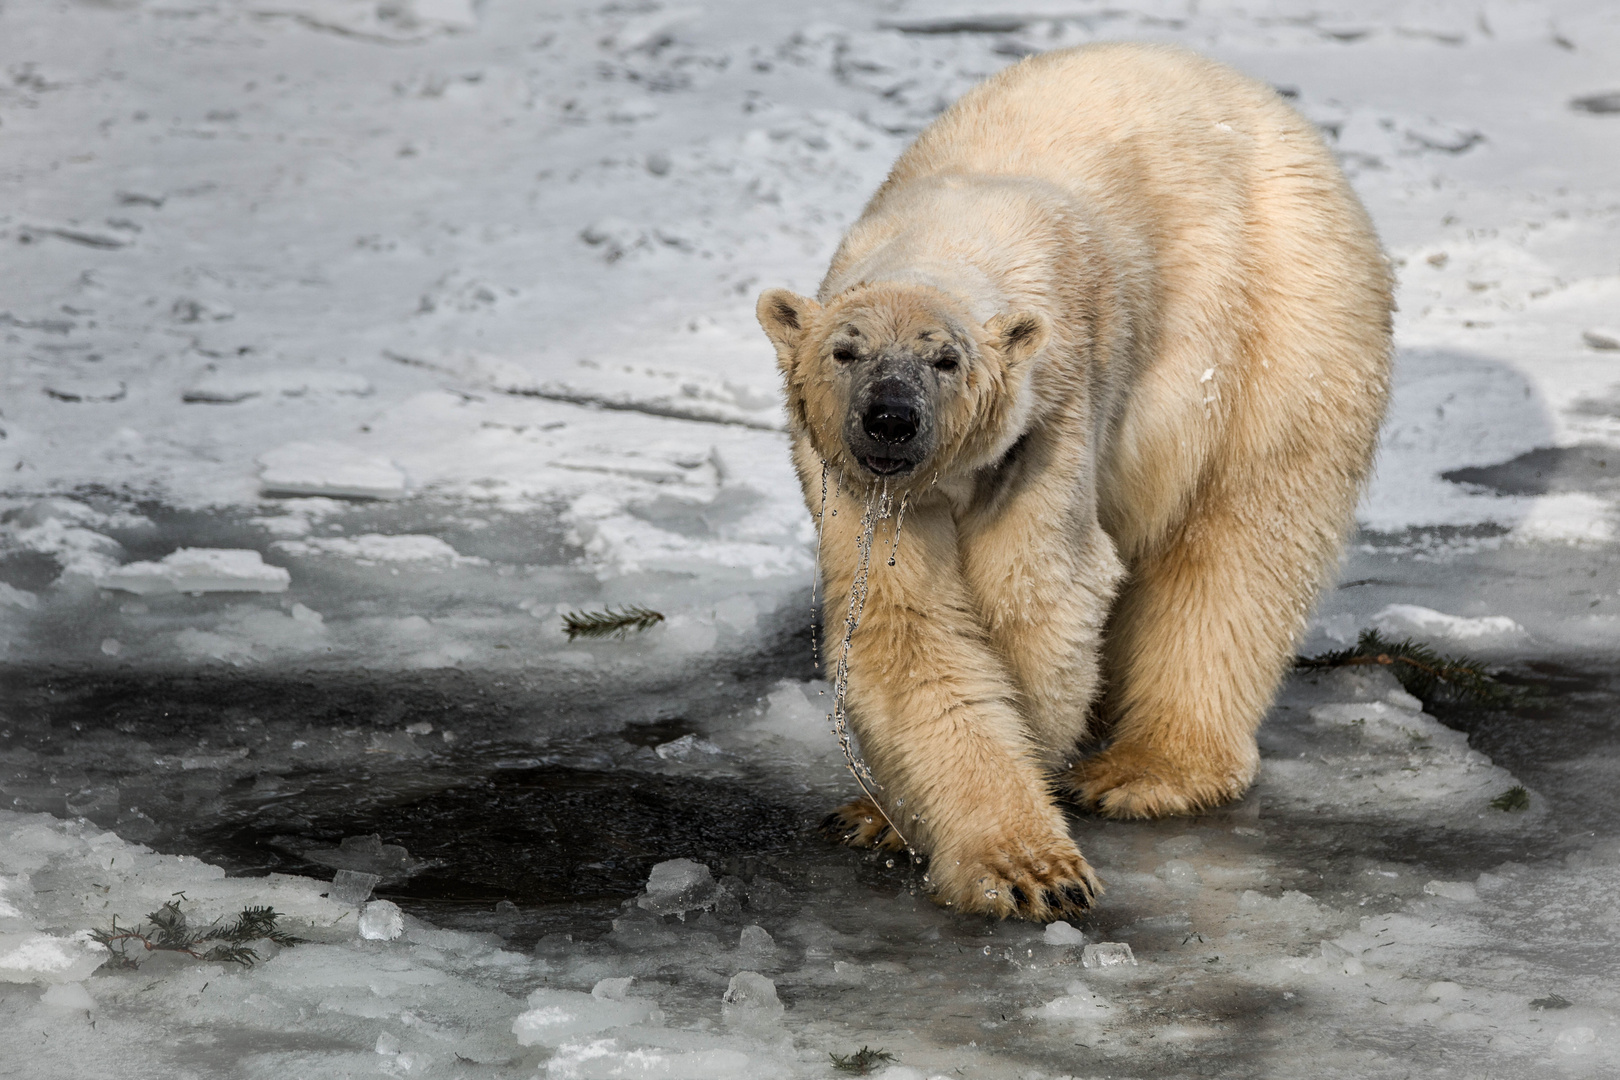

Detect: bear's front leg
[819, 492, 1100, 921]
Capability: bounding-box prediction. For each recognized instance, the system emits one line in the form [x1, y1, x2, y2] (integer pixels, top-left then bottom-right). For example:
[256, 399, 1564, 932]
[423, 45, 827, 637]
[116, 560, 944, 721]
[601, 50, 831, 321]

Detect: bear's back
[870, 43, 1372, 292]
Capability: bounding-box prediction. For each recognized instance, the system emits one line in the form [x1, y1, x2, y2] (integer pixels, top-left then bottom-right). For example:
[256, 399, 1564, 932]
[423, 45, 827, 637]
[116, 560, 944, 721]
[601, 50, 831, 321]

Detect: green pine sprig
[829, 1047, 897, 1074]
[1490, 785, 1531, 812]
[1297, 630, 1517, 705]
[561, 605, 665, 641]
[91, 897, 305, 969]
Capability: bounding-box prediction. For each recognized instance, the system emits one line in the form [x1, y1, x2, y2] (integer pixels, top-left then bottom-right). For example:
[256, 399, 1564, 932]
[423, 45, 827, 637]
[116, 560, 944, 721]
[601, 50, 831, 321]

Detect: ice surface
[3, 0, 1620, 1076]
[1372, 603, 1528, 644]
[257, 441, 410, 499]
[273, 533, 481, 564]
[512, 986, 665, 1047]
[94, 547, 291, 595]
[182, 367, 374, 404]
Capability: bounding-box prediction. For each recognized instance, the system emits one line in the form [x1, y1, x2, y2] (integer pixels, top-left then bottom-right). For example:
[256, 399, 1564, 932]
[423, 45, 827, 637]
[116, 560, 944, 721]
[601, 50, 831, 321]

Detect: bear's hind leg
[1069, 458, 1364, 819]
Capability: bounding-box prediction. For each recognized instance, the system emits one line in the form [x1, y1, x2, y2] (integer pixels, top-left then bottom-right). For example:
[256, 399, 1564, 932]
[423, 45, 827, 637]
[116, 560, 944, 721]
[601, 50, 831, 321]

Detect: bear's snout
[862, 395, 918, 445]
[845, 375, 933, 477]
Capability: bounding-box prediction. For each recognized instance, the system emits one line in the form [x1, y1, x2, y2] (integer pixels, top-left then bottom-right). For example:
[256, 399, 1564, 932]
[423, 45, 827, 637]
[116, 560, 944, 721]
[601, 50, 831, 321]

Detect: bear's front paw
[1067, 743, 1255, 819]
[820, 795, 907, 852]
[932, 838, 1101, 922]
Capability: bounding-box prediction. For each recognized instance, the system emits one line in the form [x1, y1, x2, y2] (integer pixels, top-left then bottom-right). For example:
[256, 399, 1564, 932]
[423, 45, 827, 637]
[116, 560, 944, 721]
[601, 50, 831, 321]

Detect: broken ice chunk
[97, 548, 290, 595]
[654, 733, 723, 761]
[1556, 1026, 1597, 1055]
[258, 440, 408, 499]
[0, 930, 107, 985]
[1155, 859, 1203, 889]
[737, 924, 776, 953]
[1043, 920, 1087, 946]
[511, 986, 664, 1047]
[182, 368, 373, 403]
[358, 899, 404, 940]
[304, 834, 416, 877]
[1081, 942, 1137, 969]
[1423, 880, 1480, 902]
[43, 377, 126, 403]
[592, 977, 635, 1002]
[722, 971, 784, 1031]
[1371, 604, 1526, 643]
[330, 869, 381, 906]
[637, 858, 720, 918]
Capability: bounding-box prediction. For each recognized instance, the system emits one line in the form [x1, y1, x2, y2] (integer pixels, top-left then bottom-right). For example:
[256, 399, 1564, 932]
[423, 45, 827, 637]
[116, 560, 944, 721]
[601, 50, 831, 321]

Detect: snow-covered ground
[2, 0, 1619, 1076]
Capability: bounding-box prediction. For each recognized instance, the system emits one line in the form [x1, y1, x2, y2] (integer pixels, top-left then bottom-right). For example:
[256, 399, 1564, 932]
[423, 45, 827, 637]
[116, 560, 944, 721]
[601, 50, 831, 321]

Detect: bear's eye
[832, 346, 858, 364]
[934, 348, 959, 372]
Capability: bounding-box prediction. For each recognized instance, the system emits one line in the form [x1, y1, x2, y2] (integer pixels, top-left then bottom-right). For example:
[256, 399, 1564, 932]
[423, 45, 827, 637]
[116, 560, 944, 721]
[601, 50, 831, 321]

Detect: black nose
[862, 397, 918, 444]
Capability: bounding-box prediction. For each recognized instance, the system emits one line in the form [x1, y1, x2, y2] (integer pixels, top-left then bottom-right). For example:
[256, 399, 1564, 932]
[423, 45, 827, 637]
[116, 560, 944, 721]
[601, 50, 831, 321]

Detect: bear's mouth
[860, 455, 912, 476]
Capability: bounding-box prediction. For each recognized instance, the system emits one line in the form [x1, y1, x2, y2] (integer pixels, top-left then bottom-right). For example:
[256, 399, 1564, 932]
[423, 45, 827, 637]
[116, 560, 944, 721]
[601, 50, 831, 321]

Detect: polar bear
[756, 43, 1392, 920]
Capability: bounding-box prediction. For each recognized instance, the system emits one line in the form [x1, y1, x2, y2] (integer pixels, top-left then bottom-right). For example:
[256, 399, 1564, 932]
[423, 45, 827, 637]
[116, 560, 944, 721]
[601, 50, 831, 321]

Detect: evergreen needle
[1297, 630, 1516, 705]
[829, 1047, 897, 1075]
[91, 898, 304, 969]
[561, 605, 665, 640]
[1490, 785, 1531, 812]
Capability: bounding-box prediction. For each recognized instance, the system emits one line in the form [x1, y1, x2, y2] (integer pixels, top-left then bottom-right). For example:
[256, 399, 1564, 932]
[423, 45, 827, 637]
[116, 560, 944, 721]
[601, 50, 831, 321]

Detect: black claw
[1041, 888, 1063, 912]
[1010, 885, 1029, 908]
[1062, 883, 1094, 909]
[819, 814, 860, 845]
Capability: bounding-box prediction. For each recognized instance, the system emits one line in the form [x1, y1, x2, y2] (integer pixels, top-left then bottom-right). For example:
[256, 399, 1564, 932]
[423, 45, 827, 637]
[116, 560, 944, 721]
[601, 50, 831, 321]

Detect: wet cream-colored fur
[756, 43, 1392, 921]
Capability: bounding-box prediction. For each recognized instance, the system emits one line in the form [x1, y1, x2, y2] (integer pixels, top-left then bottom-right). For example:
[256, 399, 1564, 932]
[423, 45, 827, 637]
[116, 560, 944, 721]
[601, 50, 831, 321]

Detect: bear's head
[756, 282, 1050, 489]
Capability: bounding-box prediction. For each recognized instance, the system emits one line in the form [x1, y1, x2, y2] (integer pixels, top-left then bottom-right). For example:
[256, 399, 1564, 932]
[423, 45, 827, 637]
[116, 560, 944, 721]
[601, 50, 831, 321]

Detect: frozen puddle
[3, 660, 1619, 1078]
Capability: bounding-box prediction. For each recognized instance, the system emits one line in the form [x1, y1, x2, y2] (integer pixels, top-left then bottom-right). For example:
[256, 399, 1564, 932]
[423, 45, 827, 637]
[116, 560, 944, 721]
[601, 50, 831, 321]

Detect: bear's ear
[986, 310, 1051, 368]
[756, 289, 822, 375]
